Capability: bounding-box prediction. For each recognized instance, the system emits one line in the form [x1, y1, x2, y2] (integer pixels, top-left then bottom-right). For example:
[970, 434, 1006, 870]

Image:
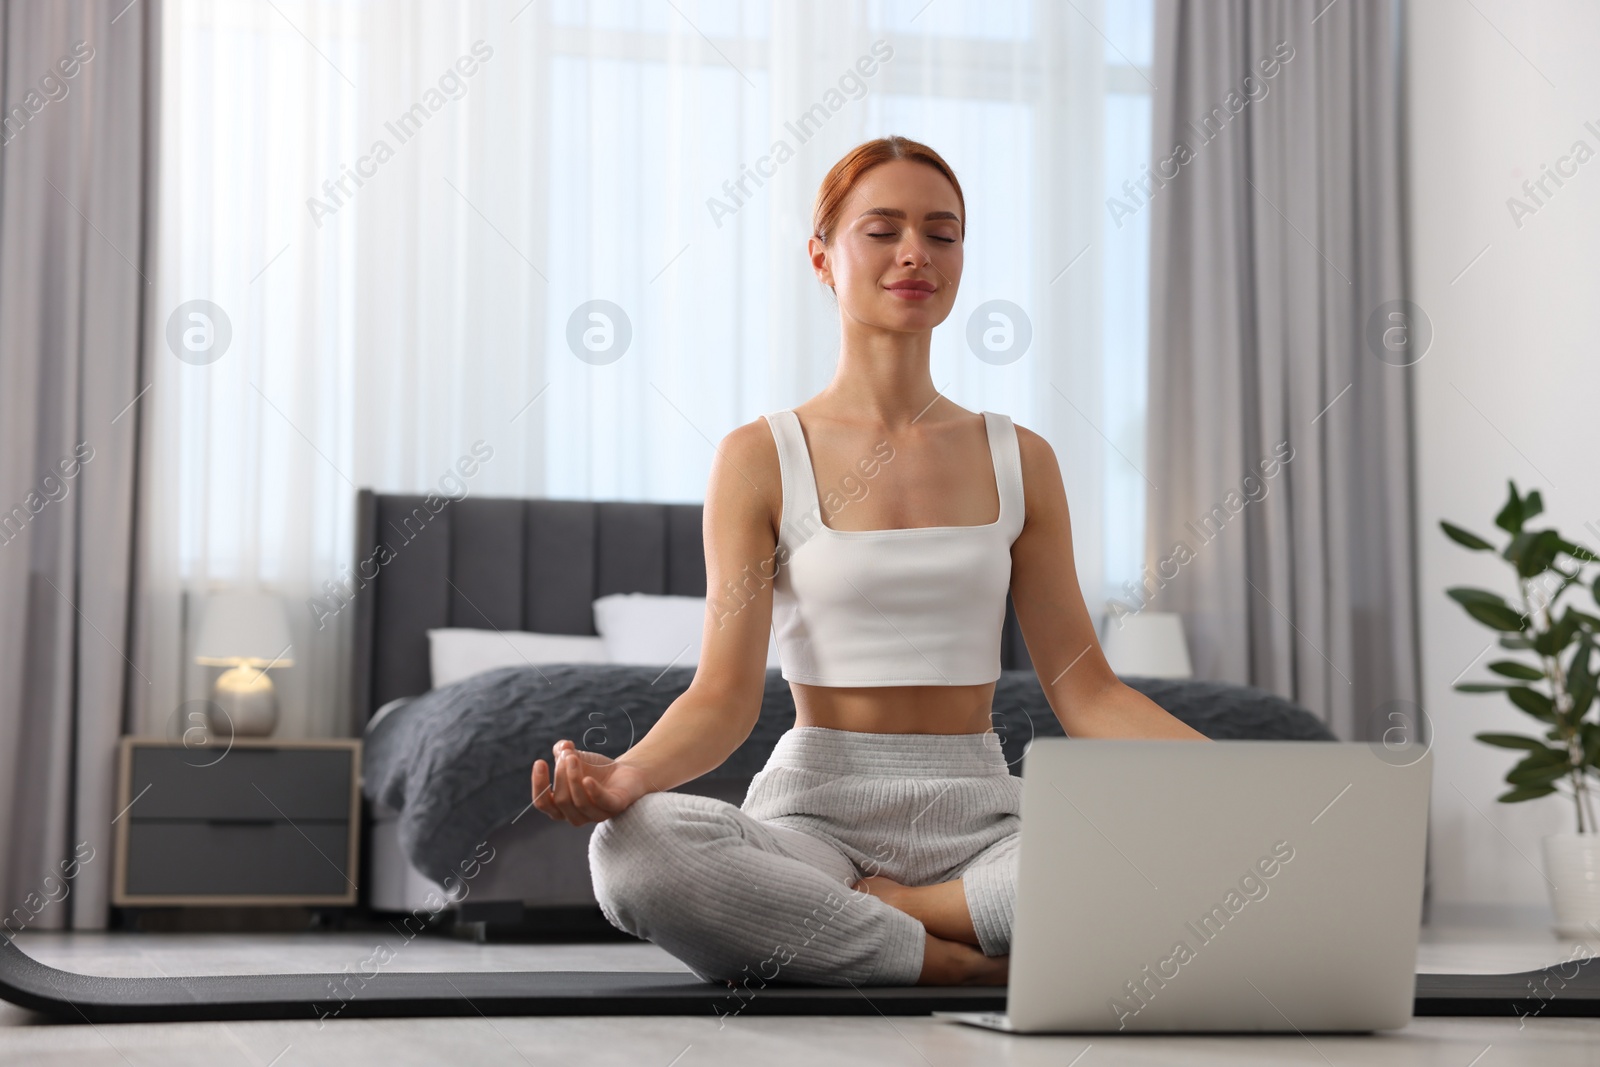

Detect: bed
[349, 490, 1336, 936]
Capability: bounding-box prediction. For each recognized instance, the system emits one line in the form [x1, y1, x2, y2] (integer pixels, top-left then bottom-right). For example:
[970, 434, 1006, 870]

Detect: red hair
[811, 136, 966, 246]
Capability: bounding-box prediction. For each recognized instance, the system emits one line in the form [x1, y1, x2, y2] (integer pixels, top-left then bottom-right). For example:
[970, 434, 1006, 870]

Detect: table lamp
[193, 590, 294, 737]
[1101, 609, 1193, 678]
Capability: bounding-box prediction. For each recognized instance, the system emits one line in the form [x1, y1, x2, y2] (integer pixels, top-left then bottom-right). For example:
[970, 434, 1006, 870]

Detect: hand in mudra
[531, 739, 654, 827]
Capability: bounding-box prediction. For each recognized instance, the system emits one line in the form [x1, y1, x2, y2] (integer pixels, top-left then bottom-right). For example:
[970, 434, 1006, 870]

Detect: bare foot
[853, 875, 981, 947]
[917, 931, 1009, 986]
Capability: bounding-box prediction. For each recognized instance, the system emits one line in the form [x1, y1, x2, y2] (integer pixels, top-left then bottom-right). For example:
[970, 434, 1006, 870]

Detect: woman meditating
[530, 135, 1207, 988]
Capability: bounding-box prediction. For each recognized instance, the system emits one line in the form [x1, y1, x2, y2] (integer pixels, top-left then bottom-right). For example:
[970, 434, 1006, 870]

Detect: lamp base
[209, 666, 279, 737]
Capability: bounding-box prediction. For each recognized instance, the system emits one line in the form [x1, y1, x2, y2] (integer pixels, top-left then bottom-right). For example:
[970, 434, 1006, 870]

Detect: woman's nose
[900, 242, 930, 266]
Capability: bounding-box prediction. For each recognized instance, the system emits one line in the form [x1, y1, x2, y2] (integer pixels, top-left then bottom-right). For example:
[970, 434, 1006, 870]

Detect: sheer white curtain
[136, 0, 1155, 738]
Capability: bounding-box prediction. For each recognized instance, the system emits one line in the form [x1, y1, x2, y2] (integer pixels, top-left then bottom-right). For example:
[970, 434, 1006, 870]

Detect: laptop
[935, 738, 1432, 1033]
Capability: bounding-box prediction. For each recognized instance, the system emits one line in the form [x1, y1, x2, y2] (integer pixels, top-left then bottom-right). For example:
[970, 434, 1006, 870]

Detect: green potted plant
[1442, 480, 1600, 938]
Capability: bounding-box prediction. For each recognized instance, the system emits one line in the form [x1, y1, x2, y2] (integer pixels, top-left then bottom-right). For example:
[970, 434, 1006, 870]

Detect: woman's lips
[885, 287, 934, 301]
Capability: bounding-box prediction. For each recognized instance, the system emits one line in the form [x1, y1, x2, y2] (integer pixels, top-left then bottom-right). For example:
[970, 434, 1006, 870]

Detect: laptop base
[932, 956, 1600, 1032]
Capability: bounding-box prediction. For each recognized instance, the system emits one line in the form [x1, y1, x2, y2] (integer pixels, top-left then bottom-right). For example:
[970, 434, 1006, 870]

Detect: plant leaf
[1533, 608, 1581, 656]
[1558, 538, 1600, 563]
[1582, 723, 1600, 768]
[1455, 682, 1515, 693]
[1441, 521, 1496, 551]
[1475, 732, 1550, 750]
[1466, 601, 1531, 632]
[1448, 587, 1514, 609]
[1495, 482, 1525, 534]
[1507, 686, 1556, 722]
[1497, 784, 1559, 803]
[1572, 677, 1596, 721]
[1506, 758, 1572, 787]
[1506, 745, 1573, 789]
[1487, 660, 1545, 681]
[1527, 530, 1566, 578]
[1505, 529, 1564, 579]
[1510, 744, 1570, 768]
[1447, 587, 1528, 631]
[1501, 633, 1534, 650]
[1523, 489, 1545, 521]
[1568, 636, 1596, 720]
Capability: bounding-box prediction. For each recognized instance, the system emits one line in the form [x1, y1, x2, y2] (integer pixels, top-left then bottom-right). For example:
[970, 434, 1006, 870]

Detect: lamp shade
[193, 590, 294, 668]
[1102, 611, 1192, 678]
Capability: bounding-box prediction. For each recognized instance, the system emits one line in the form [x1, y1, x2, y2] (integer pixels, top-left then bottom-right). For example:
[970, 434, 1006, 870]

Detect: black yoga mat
[3, 936, 1597, 1024]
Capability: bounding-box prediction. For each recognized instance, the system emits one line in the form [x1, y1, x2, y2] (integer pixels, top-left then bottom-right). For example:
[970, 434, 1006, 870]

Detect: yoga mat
[3, 936, 1598, 1024]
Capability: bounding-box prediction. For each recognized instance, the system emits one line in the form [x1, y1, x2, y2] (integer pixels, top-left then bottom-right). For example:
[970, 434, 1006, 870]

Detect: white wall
[1406, 0, 1600, 925]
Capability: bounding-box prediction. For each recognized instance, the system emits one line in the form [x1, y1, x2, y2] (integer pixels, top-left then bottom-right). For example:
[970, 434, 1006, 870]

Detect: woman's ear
[807, 234, 832, 289]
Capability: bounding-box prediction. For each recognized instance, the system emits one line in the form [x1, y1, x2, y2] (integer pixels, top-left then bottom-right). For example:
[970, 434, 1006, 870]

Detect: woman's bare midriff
[790, 680, 997, 735]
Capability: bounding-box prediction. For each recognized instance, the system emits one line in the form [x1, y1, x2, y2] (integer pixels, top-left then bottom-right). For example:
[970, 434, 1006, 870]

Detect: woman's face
[811, 159, 964, 332]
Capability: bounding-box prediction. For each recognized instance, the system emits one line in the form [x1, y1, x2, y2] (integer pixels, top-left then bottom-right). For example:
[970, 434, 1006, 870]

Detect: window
[149, 0, 1155, 730]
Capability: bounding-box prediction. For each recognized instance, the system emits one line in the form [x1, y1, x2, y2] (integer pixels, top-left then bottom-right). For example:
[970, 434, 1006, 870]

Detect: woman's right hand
[531, 739, 656, 827]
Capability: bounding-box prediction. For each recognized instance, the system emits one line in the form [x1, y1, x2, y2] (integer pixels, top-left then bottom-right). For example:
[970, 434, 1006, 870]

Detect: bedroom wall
[1405, 0, 1600, 925]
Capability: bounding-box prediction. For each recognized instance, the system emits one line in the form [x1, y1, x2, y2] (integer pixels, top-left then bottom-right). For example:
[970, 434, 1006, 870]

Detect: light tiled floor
[2, 926, 1597, 1066]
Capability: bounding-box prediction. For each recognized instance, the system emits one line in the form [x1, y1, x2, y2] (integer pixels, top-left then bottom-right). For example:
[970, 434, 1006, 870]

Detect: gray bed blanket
[362, 664, 1333, 886]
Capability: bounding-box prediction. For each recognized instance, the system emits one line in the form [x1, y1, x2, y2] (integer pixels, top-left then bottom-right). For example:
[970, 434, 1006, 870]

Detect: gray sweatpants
[587, 725, 1021, 987]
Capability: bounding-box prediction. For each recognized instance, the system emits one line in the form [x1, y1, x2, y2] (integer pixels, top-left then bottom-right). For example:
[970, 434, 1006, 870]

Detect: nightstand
[112, 737, 361, 906]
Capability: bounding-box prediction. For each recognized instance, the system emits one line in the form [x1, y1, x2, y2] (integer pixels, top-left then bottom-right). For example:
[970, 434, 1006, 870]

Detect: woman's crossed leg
[588, 790, 1007, 987]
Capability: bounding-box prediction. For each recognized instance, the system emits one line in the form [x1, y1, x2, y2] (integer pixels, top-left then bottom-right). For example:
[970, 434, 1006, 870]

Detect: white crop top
[761, 409, 1026, 687]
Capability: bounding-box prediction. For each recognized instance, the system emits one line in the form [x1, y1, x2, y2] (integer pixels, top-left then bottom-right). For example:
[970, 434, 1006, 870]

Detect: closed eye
[868, 232, 957, 243]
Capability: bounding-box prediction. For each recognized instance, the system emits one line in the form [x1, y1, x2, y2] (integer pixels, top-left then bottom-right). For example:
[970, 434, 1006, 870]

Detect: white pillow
[592, 592, 781, 670]
[426, 627, 609, 688]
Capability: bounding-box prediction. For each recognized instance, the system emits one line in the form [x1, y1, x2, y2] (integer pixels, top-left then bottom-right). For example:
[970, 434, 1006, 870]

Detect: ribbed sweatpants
[587, 726, 1021, 987]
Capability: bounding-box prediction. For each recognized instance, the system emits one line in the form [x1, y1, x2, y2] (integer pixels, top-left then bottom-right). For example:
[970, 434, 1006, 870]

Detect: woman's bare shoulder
[705, 415, 784, 535]
[716, 414, 782, 472]
[1007, 420, 1066, 526]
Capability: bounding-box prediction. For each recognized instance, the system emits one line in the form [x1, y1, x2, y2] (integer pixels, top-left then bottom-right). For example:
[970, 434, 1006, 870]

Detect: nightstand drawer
[129, 746, 352, 821]
[123, 821, 352, 897]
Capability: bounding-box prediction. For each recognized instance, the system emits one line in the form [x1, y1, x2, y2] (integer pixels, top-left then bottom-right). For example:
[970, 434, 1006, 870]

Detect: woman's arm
[532, 419, 784, 823]
[1006, 425, 1209, 741]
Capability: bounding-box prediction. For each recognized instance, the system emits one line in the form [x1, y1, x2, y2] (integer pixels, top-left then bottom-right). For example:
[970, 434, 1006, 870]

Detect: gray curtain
[0, 0, 159, 931]
[1143, 0, 1420, 743]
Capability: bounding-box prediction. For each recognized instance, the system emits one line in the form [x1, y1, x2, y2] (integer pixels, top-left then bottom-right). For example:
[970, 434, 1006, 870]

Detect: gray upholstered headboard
[350, 489, 1036, 725]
